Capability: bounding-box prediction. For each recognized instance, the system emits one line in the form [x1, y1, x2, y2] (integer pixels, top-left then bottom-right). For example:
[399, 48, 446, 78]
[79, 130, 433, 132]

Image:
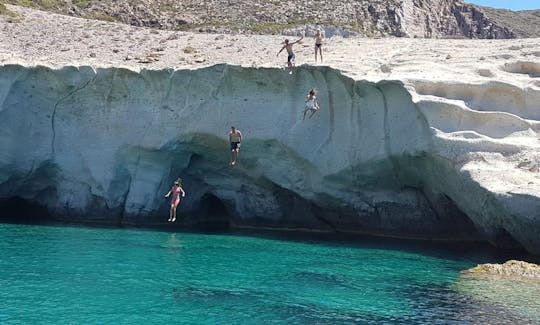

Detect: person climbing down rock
[303, 88, 319, 120]
[277, 36, 303, 74]
[165, 178, 185, 222]
[229, 126, 242, 166]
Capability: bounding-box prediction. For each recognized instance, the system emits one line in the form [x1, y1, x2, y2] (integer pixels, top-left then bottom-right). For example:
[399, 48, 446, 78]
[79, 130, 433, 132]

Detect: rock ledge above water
[462, 260, 540, 279]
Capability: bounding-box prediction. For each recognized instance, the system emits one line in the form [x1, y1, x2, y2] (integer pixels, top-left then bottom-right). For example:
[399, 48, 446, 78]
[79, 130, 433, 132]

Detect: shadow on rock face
[1, 64, 538, 254]
[192, 192, 231, 231]
[0, 196, 52, 222]
[0, 160, 59, 222]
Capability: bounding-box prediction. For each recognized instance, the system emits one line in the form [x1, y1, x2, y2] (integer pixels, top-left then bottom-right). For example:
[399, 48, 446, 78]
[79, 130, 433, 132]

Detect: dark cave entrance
[0, 197, 52, 222]
[195, 193, 231, 231]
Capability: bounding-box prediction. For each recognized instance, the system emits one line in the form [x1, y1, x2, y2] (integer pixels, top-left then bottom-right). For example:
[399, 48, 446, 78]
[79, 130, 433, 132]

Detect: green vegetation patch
[72, 0, 92, 8]
[183, 46, 197, 54]
[0, 2, 8, 14]
[4, 0, 95, 10]
[5, 0, 63, 10]
[248, 22, 300, 34]
[0, 2, 21, 19]
[82, 12, 116, 22]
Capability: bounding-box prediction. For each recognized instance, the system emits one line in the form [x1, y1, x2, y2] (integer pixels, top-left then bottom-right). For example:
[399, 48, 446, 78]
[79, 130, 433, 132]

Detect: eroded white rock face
[0, 64, 538, 253]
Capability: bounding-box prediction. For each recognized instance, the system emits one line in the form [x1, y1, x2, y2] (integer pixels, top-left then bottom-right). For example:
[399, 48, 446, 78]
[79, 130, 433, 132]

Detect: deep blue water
[0, 223, 538, 324]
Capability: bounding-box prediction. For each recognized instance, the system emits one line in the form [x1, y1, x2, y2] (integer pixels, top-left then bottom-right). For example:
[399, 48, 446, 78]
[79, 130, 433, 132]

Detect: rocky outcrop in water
[456, 260, 540, 322]
[462, 260, 540, 279]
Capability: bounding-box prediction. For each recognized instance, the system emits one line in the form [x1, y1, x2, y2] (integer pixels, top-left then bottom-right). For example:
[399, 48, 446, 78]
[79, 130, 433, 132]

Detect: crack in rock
[51, 72, 97, 157]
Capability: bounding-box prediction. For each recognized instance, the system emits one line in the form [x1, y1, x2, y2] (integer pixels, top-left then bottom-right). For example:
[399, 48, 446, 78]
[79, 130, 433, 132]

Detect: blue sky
[465, 0, 539, 10]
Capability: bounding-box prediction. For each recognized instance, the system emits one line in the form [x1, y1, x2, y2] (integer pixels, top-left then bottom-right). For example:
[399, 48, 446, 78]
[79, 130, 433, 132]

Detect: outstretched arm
[165, 190, 171, 198]
[293, 36, 304, 44]
[277, 45, 285, 56]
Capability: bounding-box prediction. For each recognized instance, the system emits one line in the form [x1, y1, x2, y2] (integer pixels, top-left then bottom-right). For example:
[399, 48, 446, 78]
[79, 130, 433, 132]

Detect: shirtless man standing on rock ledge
[277, 36, 303, 73]
[229, 126, 242, 166]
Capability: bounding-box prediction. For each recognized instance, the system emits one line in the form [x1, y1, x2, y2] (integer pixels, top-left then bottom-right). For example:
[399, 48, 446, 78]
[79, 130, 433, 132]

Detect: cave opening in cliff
[196, 193, 231, 231]
[0, 197, 52, 222]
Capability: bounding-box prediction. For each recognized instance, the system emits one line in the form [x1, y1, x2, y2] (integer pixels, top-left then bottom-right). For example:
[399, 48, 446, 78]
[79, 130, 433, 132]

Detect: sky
[465, 0, 540, 11]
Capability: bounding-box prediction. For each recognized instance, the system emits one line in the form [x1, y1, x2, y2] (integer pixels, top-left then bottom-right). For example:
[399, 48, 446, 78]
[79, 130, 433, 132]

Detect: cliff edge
[1, 6, 539, 254]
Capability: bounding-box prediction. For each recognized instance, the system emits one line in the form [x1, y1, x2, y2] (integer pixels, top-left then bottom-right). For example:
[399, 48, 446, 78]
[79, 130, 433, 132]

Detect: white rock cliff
[0, 63, 539, 254]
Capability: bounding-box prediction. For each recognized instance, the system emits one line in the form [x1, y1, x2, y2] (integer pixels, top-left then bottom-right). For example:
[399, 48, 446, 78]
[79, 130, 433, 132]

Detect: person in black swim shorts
[229, 126, 242, 166]
[277, 36, 303, 73]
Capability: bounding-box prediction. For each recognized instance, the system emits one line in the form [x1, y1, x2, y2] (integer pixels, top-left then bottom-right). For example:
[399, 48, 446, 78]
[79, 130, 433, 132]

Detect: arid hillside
[2, 0, 539, 38]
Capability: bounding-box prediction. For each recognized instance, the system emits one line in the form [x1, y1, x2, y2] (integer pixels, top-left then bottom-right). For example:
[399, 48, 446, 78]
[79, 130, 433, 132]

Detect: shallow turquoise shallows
[0, 223, 537, 324]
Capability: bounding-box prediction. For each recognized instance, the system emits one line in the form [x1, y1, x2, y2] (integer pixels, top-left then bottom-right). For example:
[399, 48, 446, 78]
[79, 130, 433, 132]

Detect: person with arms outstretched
[165, 178, 185, 222]
[277, 36, 303, 73]
[229, 126, 242, 166]
[303, 88, 319, 120]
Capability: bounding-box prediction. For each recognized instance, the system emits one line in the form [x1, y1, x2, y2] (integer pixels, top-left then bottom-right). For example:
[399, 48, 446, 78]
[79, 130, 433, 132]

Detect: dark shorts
[230, 142, 241, 151]
[287, 54, 295, 63]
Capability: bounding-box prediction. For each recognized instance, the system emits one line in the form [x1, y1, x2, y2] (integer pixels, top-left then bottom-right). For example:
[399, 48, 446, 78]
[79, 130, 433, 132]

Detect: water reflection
[166, 233, 183, 251]
[0, 223, 538, 324]
[454, 275, 540, 323]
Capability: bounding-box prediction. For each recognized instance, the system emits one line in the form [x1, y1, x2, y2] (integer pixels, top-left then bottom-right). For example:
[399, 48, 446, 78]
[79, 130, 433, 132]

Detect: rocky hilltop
[0, 5, 540, 254]
[3, 0, 540, 38]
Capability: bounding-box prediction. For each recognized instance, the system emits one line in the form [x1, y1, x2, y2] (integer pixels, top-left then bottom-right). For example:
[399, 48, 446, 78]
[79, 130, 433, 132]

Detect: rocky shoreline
[462, 260, 540, 279]
[1, 5, 539, 254]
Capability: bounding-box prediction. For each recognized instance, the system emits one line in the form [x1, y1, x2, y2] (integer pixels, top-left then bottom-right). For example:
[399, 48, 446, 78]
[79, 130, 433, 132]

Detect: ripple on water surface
[0, 223, 538, 324]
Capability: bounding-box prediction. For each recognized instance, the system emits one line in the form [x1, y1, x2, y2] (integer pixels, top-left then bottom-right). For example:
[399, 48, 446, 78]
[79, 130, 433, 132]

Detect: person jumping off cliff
[277, 36, 303, 74]
[303, 88, 319, 120]
[165, 178, 185, 222]
[229, 126, 242, 166]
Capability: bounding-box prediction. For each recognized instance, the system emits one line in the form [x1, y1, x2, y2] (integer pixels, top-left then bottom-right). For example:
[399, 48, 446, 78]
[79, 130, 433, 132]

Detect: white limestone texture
[0, 5, 539, 253]
[0, 63, 539, 253]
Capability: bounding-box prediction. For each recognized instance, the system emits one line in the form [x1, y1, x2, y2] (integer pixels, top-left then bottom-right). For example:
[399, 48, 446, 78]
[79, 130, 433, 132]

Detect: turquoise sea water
[0, 223, 537, 324]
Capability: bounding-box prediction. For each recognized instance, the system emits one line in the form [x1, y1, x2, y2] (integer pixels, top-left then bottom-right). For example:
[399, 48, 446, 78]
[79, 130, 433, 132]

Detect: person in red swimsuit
[165, 178, 186, 222]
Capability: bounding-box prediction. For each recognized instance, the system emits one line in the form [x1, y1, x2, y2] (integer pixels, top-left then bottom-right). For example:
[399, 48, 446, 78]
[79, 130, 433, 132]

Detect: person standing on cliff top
[165, 178, 185, 222]
[229, 126, 242, 166]
[314, 30, 324, 63]
[277, 36, 303, 73]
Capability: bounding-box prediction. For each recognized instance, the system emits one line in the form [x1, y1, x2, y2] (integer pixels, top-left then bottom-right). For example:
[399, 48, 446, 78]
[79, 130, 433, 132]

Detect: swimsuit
[315, 43, 322, 48]
[306, 96, 317, 109]
[230, 142, 241, 150]
[170, 186, 182, 204]
[287, 54, 295, 62]
[230, 131, 242, 150]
